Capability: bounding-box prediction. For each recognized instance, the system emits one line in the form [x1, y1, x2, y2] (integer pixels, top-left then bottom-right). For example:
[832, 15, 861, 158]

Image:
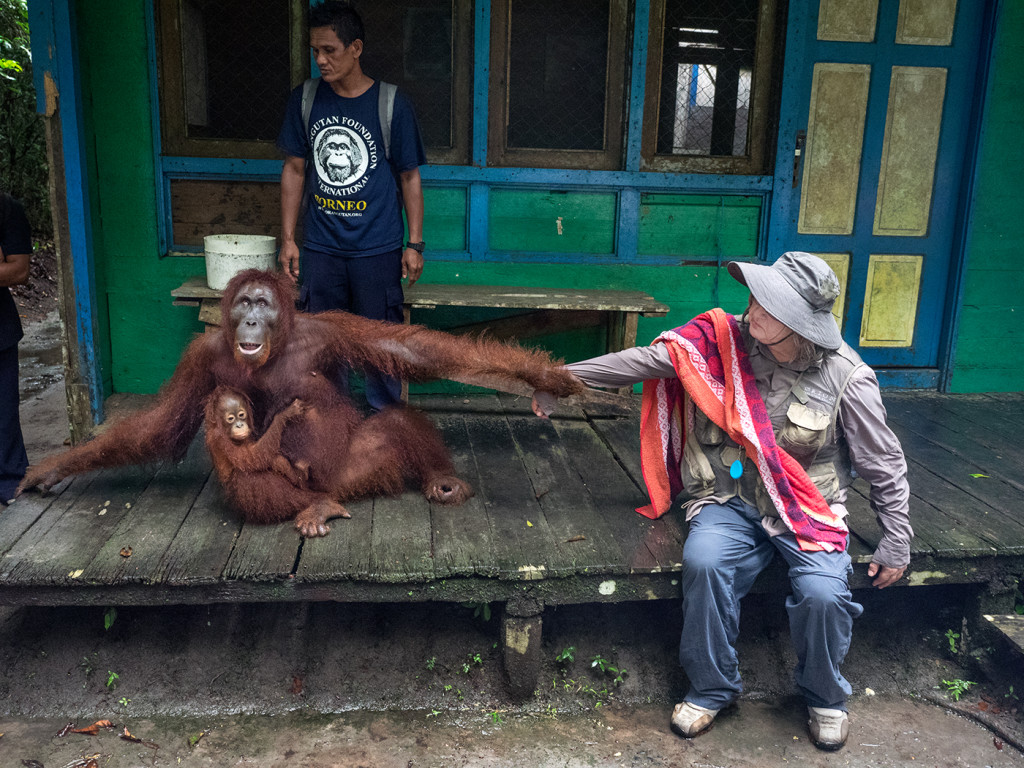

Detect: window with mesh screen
[158, 0, 304, 159]
[643, 0, 783, 174]
[158, 0, 469, 164]
[489, 0, 628, 170]
[358, 0, 472, 165]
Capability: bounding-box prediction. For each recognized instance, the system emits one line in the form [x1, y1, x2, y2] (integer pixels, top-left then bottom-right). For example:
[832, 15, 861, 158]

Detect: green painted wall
[949, 1, 1024, 393]
[78, 0, 205, 396]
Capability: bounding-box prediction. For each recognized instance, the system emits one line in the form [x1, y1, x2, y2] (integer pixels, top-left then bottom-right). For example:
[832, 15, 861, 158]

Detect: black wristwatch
[405, 241, 425, 253]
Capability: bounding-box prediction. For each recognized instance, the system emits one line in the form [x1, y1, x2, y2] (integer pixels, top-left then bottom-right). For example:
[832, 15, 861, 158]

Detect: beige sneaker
[807, 706, 849, 751]
[670, 701, 719, 737]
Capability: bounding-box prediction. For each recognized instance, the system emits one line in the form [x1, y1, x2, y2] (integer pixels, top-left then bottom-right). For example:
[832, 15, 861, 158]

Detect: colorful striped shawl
[636, 308, 848, 553]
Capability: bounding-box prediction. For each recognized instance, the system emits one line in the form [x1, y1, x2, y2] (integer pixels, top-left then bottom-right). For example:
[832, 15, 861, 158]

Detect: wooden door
[767, 0, 990, 379]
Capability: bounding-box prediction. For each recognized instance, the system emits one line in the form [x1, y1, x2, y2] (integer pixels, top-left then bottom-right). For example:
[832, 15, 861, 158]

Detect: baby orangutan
[204, 386, 350, 526]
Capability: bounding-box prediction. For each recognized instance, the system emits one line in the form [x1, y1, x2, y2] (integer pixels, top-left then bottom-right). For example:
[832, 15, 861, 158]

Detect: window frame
[155, 0, 308, 160]
[640, 0, 782, 175]
[486, 0, 629, 170]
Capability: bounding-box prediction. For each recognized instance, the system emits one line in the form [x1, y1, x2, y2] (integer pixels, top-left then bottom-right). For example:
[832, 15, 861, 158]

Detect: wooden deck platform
[2, 391, 1023, 693]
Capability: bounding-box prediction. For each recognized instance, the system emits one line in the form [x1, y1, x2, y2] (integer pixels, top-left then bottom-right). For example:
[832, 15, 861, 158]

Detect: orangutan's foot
[423, 475, 474, 505]
[294, 499, 351, 538]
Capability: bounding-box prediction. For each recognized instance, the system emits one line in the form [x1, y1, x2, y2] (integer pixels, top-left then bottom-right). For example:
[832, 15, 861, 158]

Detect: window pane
[657, 0, 759, 157]
[507, 0, 610, 151]
[181, 0, 291, 142]
[359, 1, 455, 152]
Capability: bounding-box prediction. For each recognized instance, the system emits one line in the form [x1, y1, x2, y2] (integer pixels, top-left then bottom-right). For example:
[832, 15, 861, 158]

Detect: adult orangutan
[19, 269, 585, 536]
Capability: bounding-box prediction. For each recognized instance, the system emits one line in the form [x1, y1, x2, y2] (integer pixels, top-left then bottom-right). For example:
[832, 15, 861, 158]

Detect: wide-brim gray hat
[727, 252, 843, 351]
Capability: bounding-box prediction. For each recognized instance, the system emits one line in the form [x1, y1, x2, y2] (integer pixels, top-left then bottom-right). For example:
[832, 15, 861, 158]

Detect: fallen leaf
[290, 675, 304, 695]
[121, 726, 142, 743]
[57, 721, 76, 737]
[977, 700, 989, 711]
[119, 547, 132, 558]
[565, 535, 586, 543]
[995, 737, 1004, 750]
[21, 759, 44, 768]
[72, 719, 114, 735]
[969, 473, 990, 478]
[526, 521, 533, 527]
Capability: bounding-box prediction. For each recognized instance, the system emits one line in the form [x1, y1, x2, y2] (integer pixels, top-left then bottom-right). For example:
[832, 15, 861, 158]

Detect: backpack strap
[301, 77, 320, 135]
[378, 81, 396, 162]
[302, 77, 395, 162]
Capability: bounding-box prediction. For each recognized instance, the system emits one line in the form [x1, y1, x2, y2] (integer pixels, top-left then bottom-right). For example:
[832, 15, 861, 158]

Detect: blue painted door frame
[28, 0, 105, 424]
[766, 0, 990, 383]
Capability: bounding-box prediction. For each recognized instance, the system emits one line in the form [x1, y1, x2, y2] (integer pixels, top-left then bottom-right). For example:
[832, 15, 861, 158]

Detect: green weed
[941, 678, 975, 701]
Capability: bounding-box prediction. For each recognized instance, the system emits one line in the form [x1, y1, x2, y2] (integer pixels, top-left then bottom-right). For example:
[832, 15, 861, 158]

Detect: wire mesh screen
[359, 0, 456, 152]
[181, 0, 292, 142]
[507, 0, 610, 151]
[656, 0, 760, 157]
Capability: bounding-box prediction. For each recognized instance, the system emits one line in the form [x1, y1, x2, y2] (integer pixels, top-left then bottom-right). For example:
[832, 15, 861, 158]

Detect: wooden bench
[4, 388, 1024, 696]
[171, 278, 669, 396]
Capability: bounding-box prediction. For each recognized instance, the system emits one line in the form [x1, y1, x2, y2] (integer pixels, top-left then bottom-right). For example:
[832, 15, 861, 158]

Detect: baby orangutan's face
[219, 393, 252, 443]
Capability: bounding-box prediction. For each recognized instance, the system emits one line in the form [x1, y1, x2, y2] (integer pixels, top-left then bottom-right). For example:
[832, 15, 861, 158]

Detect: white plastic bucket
[203, 234, 277, 291]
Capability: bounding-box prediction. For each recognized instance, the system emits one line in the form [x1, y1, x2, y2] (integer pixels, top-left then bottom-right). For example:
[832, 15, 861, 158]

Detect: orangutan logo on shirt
[310, 116, 378, 196]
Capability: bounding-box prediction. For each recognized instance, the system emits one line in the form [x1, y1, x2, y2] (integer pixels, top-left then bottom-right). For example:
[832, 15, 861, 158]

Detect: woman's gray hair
[792, 334, 828, 366]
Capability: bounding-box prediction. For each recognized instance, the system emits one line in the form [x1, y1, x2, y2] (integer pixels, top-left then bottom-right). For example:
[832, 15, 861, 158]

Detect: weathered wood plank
[886, 425, 1024, 552]
[153, 474, 244, 585]
[504, 411, 627, 575]
[0, 477, 75, 558]
[552, 417, 681, 574]
[223, 516, 303, 581]
[368, 494, 435, 583]
[886, 394, 1024, 494]
[404, 283, 669, 315]
[80, 440, 212, 584]
[292, 498, 375, 581]
[0, 466, 155, 585]
[985, 613, 1024, 655]
[428, 412, 497, 578]
[464, 411, 574, 580]
[587, 416, 686, 567]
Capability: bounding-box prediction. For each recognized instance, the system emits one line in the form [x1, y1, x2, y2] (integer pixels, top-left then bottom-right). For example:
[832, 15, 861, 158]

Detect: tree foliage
[1, 0, 51, 236]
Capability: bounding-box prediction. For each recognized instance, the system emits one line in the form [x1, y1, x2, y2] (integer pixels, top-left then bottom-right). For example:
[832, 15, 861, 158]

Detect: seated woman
[533, 251, 911, 751]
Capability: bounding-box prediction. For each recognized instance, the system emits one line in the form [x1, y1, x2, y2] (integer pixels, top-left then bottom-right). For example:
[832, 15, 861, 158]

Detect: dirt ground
[7, 245, 1024, 766]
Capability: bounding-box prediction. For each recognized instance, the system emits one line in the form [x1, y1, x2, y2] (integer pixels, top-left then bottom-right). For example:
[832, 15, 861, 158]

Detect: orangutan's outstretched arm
[18, 337, 218, 493]
[313, 313, 586, 398]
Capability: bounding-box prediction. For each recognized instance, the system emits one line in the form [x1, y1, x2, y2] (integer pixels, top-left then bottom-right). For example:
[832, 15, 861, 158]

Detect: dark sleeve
[390, 89, 427, 173]
[276, 84, 308, 159]
[1, 197, 32, 257]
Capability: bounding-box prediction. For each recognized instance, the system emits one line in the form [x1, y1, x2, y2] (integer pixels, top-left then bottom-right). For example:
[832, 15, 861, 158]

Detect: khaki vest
[679, 320, 865, 518]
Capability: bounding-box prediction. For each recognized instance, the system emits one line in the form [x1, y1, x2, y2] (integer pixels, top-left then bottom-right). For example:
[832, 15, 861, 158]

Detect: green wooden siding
[638, 194, 761, 259]
[422, 186, 467, 252]
[950, 1, 1024, 392]
[489, 190, 617, 253]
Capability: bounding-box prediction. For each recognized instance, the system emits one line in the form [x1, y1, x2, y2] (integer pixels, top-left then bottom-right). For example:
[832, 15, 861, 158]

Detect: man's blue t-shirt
[277, 80, 426, 257]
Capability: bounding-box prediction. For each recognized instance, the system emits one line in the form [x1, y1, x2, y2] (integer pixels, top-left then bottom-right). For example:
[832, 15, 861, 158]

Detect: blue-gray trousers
[679, 497, 863, 711]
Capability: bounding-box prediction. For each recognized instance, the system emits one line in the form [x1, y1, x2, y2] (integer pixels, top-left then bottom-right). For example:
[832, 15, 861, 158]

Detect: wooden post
[501, 594, 543, 700]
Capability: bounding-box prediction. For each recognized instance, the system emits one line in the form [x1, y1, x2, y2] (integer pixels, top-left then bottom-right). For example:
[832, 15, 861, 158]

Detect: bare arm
[279, 155, 305, 283]
[0, 249, 30, 287]
[399, 167, 424, 286]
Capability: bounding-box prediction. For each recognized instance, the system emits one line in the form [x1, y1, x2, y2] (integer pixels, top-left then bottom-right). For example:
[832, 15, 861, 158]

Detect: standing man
[0, 190, 32, 505]
[278, 0, 427, 409]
